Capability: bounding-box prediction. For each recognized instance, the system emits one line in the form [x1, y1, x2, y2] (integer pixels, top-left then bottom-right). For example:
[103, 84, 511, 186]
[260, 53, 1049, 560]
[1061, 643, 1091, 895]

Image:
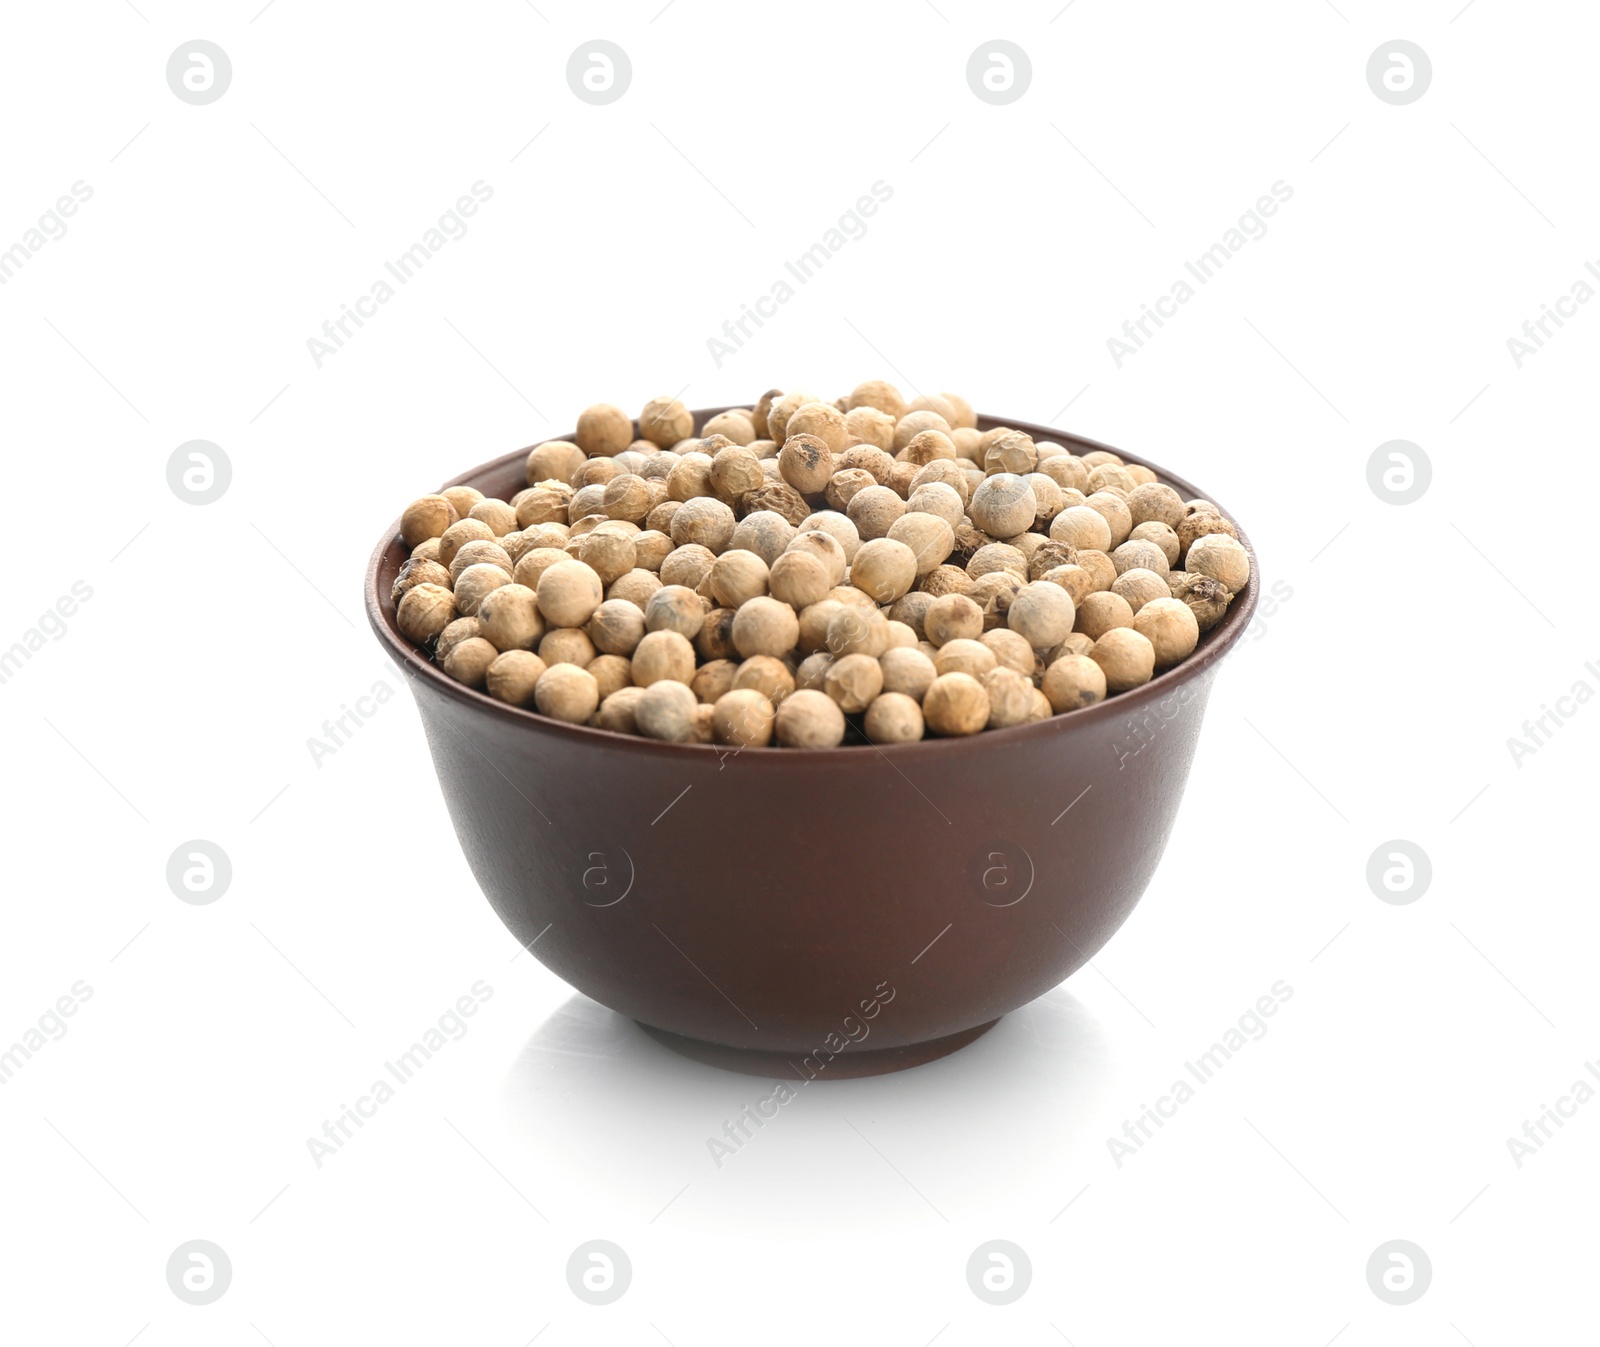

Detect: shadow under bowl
[366, 411, 1258, 1077]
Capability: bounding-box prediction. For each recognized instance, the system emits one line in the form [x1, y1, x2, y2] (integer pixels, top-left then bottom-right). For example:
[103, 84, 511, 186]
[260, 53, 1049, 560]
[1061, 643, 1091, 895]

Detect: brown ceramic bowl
[367, 411, 1257, 1077]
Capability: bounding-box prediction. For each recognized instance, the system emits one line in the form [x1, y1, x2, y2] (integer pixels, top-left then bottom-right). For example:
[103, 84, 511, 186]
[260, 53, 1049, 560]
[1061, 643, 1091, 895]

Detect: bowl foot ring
[633, 1017, 1001, 1078]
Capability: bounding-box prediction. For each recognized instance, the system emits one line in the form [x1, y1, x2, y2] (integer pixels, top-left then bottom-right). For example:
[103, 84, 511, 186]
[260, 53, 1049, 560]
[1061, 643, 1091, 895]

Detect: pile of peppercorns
[389, 385, 1250, 748]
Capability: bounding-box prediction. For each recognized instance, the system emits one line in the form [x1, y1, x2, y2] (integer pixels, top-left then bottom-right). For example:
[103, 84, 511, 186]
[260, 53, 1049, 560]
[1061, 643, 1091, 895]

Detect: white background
[2, 1, 1596, 1342]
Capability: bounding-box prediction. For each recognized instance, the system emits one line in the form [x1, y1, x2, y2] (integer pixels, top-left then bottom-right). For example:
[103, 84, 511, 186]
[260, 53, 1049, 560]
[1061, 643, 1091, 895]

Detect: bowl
[366, 410, 1258, 1077]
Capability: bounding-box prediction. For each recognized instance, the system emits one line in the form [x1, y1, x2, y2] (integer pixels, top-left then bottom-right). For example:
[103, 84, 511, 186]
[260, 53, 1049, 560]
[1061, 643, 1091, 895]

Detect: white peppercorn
[441, 485, 484, 519]
[1133, 597, 1200, 666]
[849, 537, 918, 603]
[1085, 490, 1133, 547]
[1075, 590, 1135, 641]
[1038, 454, 1089, 494]
[449, 538, 513, 585]
[933, 638, 996, 679]
[924, 592, 983, 646]
[1186, 534, 1251, 592]
[712, 689, 775, 747]
[982, 666, 1035, 729]
[454, 562, 511, 615]
[1088, 463, 1137, 495]
[666, 453, 716, 503]
[639, 396, 693, 448]
[797, 600, 843, 655]
[400, 494, 459, 547]
[969, 474, 1037, 538]
[824, 652, 883, 713]
[632, 629, 696, 686]
[477, 583, 544, 652]
[486, 649, 547, 706]
[435, 616, 481, 664]
[731, 654, 794, 704]
[587, 598, 647, 655]
[1090, 627, 1155, 693]
[846, 485, 906, 541]
[596, 685, 647, 734]
[438, 518, 496, 568]
[1041, 564, 1095, 607]
[793, 651, 833, 691]
[879, 646, 937, 701]
[775, 688, 846, 748]
[826, 604, 890, 658]
[701, 409, 756, 445]
[709, 549, 769, 607]
[768, 550, 831, 609]
[695, 607, 737, 661]
[967, 572, 1022, 630]
[1129, 520, 1180, 567]
[576, 530, 636, 585]
[1042, 654, 1106, 712]
[1076, 549, 1118, 593]
[535, 662, 600, 723]
[732, 596, 800, 659]
[982, 627, 1037, 677]
[846, 379, 906, 419]
[1007, 581, 1076, 651]
[864, 692, 924, 744]
[710, 445, 765, 503]
[982, 431, 1038, 477]
[526, 440, 585, 486]
[535, 560, 603, 627]
[692, 658, 738, 704]
[634, 678, 698, 740]
[905, 482, 965, 528]
[516, 484, 572, 529]
[893, 410, 952, 452]
[886, 512, 954, 575]
[900, 429, 957, 466]
[967, 542, 1027, 582]
[1111, 568, 1170, 613]
[1170, 572, 1233, 632]
[887, 590, 935, 641]
[785, 530, 847, 587]
[923, 672, 989, 736]
[921, 565, 973, 598]
[588, 653, 633, 700]
[729, 511, 795, 565]
[1111, 539, 1170, 578]
[1050, 505, 1112, 552]
[1175, 511, 1239, 559]
[1127, 481, 1187, 530]
[538, 627, 596, 668]
[659, 543, 717, 590]
[393, 557, 452, 605]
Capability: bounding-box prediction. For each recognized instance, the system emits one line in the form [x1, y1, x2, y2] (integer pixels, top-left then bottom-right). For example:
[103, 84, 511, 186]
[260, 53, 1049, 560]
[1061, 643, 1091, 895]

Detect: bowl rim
[365, 409, 1260, 761]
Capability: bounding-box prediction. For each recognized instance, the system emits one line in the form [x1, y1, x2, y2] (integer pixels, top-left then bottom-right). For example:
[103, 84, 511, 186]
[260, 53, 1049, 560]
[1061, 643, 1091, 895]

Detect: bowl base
[634, 1018, 1001, 1078]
